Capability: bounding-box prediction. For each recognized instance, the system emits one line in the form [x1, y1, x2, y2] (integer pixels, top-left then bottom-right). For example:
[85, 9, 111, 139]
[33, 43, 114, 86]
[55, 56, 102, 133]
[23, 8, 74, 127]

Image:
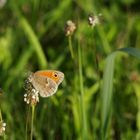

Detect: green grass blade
[78, 41, 88, 140]
[101, 52, 116, 139]
[101, 47, 140, 139]
[19, 16, 47, 69]
[119, 47, 140, 60]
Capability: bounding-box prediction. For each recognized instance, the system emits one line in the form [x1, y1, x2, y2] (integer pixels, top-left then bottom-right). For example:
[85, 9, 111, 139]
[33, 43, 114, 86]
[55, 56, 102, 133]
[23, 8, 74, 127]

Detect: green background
[0, 0, 140, 139]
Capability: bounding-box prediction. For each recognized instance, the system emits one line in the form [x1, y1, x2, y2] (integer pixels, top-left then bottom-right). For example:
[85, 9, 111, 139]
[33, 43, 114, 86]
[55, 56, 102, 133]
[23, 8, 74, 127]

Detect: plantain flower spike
[65, 20, 76, 36]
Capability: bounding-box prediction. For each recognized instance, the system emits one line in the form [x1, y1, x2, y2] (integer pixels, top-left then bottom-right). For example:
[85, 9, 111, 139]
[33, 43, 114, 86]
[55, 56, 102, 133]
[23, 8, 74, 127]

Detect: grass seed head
[0, 121, 6, 136]
[24, 76, 39, 106]
[65, 20, 76, 36]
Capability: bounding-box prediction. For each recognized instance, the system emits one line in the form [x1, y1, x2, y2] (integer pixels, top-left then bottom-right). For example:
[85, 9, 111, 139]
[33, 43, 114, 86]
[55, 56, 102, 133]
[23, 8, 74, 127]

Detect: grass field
[0, 0, 140, 140]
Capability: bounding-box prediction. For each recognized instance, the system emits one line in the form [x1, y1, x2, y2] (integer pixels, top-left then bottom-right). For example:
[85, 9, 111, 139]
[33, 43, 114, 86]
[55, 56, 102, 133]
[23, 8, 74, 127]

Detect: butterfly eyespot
[53, 72, 58, 77]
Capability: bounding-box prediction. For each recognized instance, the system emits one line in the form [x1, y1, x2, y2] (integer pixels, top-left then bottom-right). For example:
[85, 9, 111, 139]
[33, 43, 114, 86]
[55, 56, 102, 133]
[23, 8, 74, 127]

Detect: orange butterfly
[29, 70, 64, 97]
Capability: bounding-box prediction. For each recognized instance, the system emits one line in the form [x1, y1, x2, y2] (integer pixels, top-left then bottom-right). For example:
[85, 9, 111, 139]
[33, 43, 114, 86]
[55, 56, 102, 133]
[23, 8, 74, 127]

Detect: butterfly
[28, 70, 64, 97]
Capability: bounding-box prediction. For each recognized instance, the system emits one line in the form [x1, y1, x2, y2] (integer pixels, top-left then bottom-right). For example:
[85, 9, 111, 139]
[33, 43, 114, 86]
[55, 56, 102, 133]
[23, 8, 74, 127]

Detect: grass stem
[78, 40, 87, 140]
[68, 36, 74, 59]
[25, 106, 30, 140]
[0, 109, 2, 122]
[31, 105, 35, 140]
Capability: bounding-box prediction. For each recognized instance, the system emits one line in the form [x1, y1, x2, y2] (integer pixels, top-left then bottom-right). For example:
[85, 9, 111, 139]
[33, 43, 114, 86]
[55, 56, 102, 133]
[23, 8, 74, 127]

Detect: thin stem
[30, 105, 35, 140]
[92, 29, 103, 139]
[92, 29, 100, 81]
[78, 40, 87, 140]
[68, 36, 74, 59]
[26, 106, 30, 140]
[136, 103, 140, 140]
[0, 109, 2, 121]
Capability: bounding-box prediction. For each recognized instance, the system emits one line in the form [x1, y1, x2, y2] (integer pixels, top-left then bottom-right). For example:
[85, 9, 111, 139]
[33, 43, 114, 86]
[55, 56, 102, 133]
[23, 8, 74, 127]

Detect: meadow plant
[65, 20, 76, 36]
[24, 74, 39, 140]
[0, 121, 6, 136]
[24, 75, 39, 105]
[65, 20, 76, 59]
[88, 13, 101, 28]
[0, 90, 6, 138]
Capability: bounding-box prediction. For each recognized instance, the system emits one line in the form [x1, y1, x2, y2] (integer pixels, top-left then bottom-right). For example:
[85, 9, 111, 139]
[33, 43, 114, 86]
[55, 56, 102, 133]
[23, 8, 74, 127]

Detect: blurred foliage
[0, 0, 140, 139]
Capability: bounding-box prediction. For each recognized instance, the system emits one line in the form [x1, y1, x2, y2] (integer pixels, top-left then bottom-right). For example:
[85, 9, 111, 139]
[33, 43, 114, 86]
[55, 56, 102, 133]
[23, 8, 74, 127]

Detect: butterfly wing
[30, 73, 58, 97]
[34, 70, 64, 85]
